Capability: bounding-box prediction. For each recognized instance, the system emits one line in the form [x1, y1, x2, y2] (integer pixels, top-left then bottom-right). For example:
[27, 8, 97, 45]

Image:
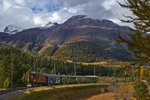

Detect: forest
[0, 46, 150, 88]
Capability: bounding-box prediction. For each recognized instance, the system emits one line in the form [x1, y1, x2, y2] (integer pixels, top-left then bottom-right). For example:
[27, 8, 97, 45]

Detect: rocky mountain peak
[4, 25, 23, 34]
[62, 15, 120, 29]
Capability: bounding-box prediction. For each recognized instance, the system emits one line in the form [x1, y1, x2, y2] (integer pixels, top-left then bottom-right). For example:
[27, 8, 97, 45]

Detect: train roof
[30, 72, 98, 78]
[46, 74, 60, 76]
[60, 75, 98, 78]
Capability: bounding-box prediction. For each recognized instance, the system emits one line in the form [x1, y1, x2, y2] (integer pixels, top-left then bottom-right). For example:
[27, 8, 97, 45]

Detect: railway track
[0, 86, 45, 95]
[0, 86, 41, 100]
[0, 84, 102, 100]
[0, 83, 106, 95]
[0, 87, 29, 95]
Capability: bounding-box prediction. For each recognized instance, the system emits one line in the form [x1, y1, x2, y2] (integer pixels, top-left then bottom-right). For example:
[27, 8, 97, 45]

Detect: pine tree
[133, 79, 150, 100]
[117, 0, 150, 64]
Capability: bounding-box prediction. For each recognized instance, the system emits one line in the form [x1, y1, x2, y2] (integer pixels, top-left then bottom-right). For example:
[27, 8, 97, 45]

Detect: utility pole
[94, 66, 96, 76]
[34, 55, 36, 72]
[10, 47, 13, 89]
[74, 62, 76, 76]
[54, 59, 56, 74]
[113, 68, 116, 77]
[113, 68, 117, 82]
[33, 51, 37, 72]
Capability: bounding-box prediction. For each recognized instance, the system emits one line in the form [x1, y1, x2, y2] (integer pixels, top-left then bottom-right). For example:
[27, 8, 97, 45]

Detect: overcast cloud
[0, 0, 132, 31]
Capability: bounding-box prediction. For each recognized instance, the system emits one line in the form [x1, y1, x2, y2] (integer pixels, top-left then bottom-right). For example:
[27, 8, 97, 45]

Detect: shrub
[133, 79, 150, 100]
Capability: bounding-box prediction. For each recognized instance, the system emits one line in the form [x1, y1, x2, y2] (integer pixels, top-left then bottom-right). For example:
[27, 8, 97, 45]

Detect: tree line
[0, 46, 150, 89]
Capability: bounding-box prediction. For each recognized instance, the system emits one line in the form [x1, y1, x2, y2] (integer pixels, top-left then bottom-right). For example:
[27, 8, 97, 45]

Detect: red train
[28, 72, 48, 86]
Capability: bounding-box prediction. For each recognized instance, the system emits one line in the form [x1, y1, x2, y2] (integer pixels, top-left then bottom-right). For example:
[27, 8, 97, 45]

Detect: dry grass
[87, 83, 137, 100]
[87, 93, 114, 100]
[77, 60, 130, 67]
[87, 92, 136, 100]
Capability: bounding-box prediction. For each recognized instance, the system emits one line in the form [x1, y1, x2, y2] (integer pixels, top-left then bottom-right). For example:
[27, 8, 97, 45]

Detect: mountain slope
[49, 27, 131, 61]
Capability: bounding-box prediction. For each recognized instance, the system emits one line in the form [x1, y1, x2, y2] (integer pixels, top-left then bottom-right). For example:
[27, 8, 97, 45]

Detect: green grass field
[15, 85, 109, 100]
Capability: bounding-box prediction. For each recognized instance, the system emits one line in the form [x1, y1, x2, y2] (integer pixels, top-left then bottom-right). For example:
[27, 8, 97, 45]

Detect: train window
[34, 79, 36, 83]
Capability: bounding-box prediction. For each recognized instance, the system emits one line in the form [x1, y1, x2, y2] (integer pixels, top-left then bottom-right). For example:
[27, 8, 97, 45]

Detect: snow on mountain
[4, 25, 23, 34]
[38, 22, 59, 30]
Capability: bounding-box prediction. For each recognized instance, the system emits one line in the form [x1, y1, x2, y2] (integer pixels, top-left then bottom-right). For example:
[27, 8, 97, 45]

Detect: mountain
[4, 25, 23, 34]
[0, 15, 132, 62]
[44, 22, 59, 28]
[61, 15, 121, 29]
[0, 32, 10, 43]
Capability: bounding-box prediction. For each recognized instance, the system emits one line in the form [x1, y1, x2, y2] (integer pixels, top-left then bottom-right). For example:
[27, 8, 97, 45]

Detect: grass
[15, 84, 109, 100]
[77, 60, 130, 67]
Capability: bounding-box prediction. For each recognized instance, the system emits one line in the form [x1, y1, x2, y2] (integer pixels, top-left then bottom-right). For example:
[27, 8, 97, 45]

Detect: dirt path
[87, 93, 114, 100]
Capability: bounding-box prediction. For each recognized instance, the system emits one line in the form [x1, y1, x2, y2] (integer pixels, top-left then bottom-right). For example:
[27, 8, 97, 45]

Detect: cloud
[0, 0, 132, 31]
[57, 0, 132, 26]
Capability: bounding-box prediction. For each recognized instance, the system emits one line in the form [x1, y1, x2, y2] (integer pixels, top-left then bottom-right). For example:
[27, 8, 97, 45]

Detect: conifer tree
[117, 0, 150, 64]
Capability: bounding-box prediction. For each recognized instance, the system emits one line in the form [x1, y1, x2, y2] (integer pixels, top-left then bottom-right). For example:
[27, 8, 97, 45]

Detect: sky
[0, 0, 132, 31]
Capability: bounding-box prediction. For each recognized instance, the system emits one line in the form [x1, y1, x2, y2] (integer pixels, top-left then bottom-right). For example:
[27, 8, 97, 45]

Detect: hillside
[0, 15, 132, 62]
